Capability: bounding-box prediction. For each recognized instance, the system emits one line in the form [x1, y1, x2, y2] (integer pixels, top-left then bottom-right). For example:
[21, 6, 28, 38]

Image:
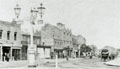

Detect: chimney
[57, 23, 65, 29]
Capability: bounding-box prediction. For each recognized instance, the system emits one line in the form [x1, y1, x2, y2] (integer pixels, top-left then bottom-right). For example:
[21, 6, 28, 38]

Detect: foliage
[80, 44, 92, 52]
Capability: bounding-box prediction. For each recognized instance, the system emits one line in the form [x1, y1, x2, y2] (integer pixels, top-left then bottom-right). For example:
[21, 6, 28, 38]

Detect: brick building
[41, 23, 72, 58]
[0, 20, 21, 61]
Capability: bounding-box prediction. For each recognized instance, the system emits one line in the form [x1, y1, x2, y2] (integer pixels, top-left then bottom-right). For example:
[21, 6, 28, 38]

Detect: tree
[86, 46, 92, 52]
[89, 45, 98, 56]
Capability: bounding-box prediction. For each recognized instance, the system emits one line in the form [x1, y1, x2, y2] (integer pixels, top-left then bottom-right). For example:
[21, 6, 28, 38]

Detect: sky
[0, 0, 120, 49]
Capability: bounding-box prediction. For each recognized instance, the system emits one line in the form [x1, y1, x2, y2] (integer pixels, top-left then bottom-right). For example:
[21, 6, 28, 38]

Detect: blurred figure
[66, 55, 69, 61]
[5, 53, 10, 62]
[37, 53, 41, 66]
[89, 52, 93, 59]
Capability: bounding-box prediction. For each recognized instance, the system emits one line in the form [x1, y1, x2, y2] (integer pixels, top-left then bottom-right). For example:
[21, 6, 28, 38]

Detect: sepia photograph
[0, 0, 120, 69]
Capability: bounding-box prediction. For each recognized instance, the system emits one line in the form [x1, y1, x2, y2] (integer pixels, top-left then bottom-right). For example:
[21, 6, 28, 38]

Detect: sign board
[28, 44, 37, 51]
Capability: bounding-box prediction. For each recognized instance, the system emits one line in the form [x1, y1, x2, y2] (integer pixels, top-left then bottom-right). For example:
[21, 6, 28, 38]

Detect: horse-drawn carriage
[101, 49, 109, 62]
[100, 47, 119, 62]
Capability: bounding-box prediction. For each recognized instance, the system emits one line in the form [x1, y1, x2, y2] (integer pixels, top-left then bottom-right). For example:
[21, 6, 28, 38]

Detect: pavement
[104, 57, 120, 67]
[42, 57, 120, 69]
[0, 58, 80, 69]
[0, 60, 27, 68]
[0, 57, 120, 69]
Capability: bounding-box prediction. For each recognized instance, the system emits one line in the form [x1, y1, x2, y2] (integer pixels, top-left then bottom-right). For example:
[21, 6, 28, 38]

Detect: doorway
[2, 47, 10, 61]
[12, 49, 20, 60]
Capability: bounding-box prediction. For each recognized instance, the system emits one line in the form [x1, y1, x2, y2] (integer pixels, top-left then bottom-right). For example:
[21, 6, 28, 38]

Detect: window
[67, 33, 69, 35]
[7, 31, 10, 40]
[43, 42, 45, 45]
[14, 32, 17, 40]
[0, 30, 3, 39]
[37, 38, 40, 44]
[53, 35, 54, 37]
[27, 36, 30, 44]
[64, 32, 65, 35]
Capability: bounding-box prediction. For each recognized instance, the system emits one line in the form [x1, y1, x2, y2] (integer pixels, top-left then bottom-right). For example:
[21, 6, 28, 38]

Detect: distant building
[77, 35, 86, 46]
[57, 23, 72, 58]
[72, 35, 79, 58]
[77, 35, 86, 57]
[72, 35, 86, 58]
[0, 20, 21, 61]
[41, 23, 72, 58]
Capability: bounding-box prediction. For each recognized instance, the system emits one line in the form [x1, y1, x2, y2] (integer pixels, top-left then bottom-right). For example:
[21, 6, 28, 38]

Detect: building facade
[0, 20, 21, 61]
[21, 30, 41, 60]
[41, 23, 73, 58]
[72, 35, 86, 58]
[72, 35, 79, 58]
[77, 35, 86, 57]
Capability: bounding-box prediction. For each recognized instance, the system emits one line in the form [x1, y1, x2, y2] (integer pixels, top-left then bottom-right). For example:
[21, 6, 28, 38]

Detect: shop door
[45, 48, 50, 58]
[2, 47, 10, 61]
[37, 48, 45, 58]
[12, 49, 20, 60]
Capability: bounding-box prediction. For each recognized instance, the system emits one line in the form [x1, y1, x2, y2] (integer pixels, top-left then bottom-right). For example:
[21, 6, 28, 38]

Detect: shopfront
[63, 46, 73, 58]
[12, 48, 21, 61]
[21, 45, 28, 60]
[54, 49, 63, 58]
[37, 45, 51, 59]
[0, 45, 21, 61]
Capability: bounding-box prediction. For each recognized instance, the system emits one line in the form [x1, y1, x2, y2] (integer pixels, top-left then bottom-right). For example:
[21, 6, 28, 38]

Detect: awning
[54, 49, 63, 51]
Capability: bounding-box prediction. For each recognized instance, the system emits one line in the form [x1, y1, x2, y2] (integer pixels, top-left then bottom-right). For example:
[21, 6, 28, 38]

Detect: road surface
[0, 57, 120, 69]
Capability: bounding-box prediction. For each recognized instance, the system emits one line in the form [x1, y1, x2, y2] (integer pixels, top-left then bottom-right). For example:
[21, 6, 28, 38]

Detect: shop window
[43, 42, 45, 45]
[0, 30, 3, 39]
[37, 38, 40, 44]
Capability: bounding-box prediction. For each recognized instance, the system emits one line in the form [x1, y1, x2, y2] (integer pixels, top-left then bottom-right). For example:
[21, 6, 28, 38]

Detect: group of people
[80, 51, 93, 59]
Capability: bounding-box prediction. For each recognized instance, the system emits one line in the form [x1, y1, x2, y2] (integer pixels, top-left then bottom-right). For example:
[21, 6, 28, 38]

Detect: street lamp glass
[30, 8, 38, 25]
[31, 8, 38, 18]
[14, 4, 21, 18]
[37, 3, 45, 15]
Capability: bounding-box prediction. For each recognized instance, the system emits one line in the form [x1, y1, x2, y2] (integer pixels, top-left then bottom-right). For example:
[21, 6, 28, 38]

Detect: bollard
[55, 54, 58, 68]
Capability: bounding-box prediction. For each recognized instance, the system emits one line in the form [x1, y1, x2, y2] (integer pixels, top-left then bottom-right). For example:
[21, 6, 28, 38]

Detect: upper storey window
[14, 32, 17, 40]
[0, 30, 3, 39]
[7, 31, 10, 40]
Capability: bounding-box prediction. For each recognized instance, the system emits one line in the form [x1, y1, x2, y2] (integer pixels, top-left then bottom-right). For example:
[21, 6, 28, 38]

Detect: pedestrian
[50, 52, 53, 59]
[66, 55, 69, 61]
[6, 53, 10, 62]
[4, 53, 7, 61]
[89, 52, 92, 59]
[37, 53, 41, 66]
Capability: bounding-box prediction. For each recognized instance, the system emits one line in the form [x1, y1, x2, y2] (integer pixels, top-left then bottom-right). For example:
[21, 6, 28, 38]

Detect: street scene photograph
[0, 0, 120, 69]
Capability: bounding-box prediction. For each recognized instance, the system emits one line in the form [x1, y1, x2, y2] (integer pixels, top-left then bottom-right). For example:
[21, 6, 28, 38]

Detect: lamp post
[37, 3, 45, 24]
[14, 3, 45, 67]
[27, 8, 38, 67]
[14, 4, 21, 20]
